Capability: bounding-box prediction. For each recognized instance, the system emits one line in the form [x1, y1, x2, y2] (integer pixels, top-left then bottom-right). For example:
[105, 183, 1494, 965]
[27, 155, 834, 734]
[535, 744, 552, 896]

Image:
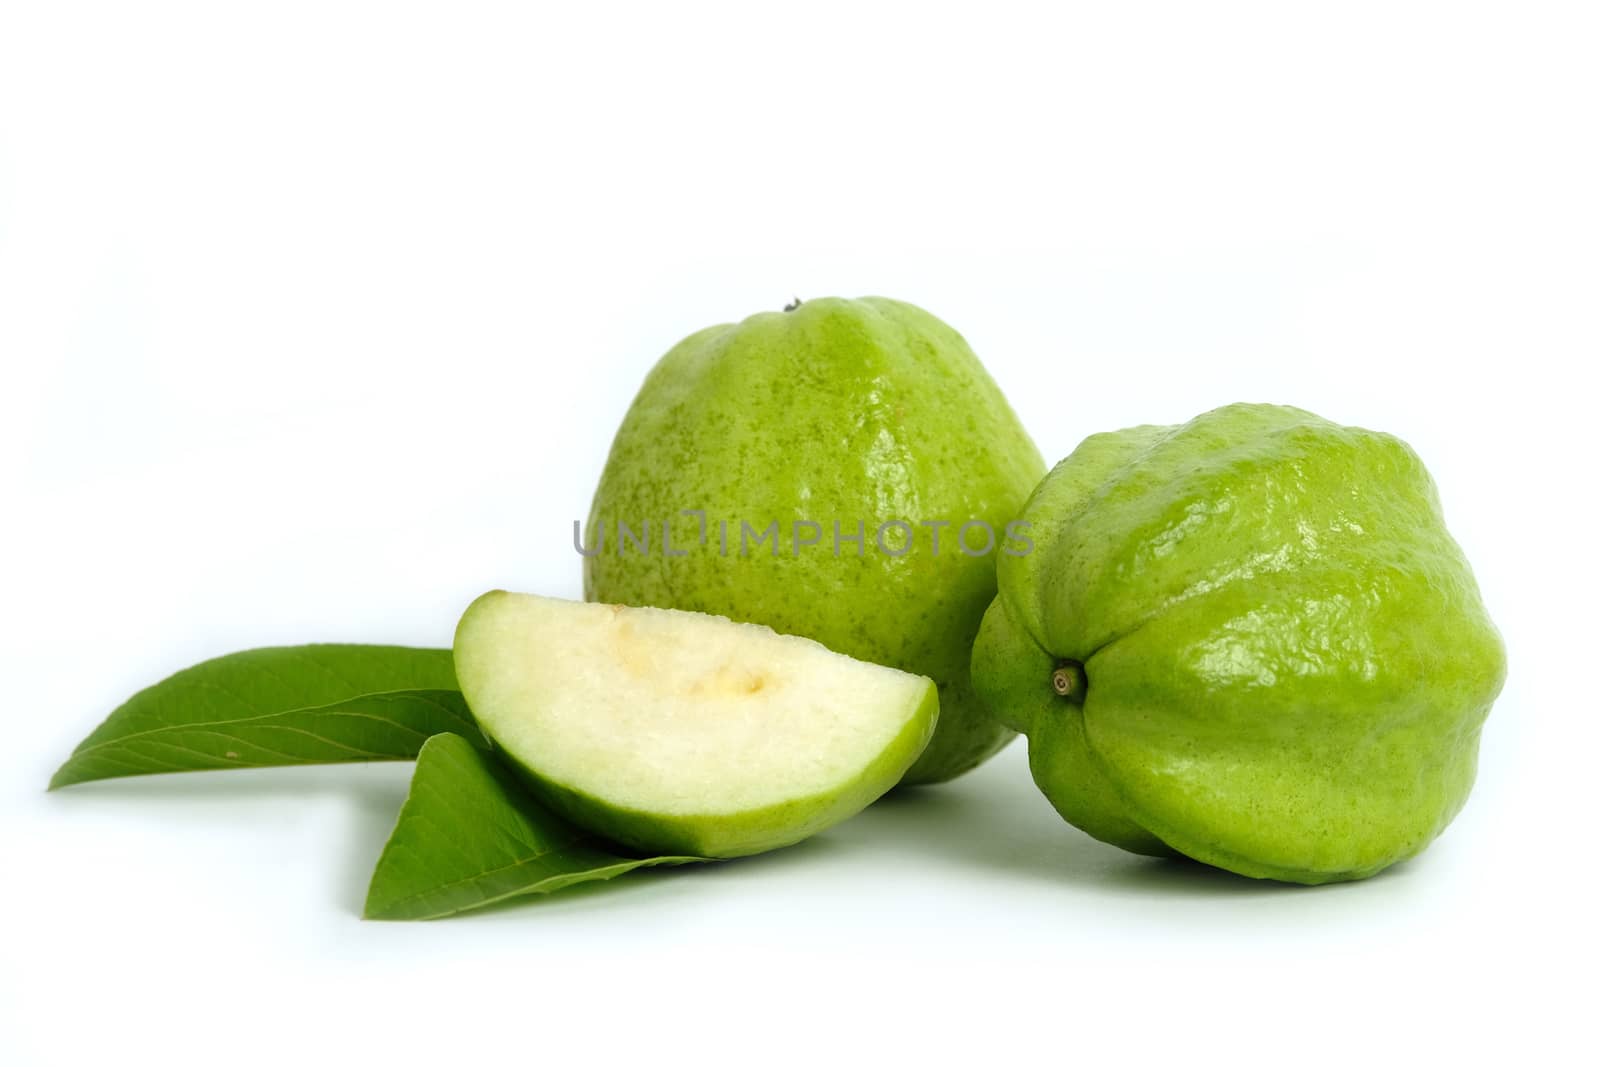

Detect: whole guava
[584, 296, 1045, 783]
[971, 403, 1505, 882]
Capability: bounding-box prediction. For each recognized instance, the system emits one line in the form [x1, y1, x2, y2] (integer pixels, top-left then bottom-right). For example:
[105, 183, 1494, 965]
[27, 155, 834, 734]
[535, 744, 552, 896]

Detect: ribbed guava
[972, 403, 1506, 883]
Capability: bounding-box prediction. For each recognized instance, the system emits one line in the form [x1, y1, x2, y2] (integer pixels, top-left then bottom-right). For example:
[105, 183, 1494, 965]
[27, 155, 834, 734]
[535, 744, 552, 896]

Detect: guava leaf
[364, 734, 702, 920]
[50, 645, 484, 789]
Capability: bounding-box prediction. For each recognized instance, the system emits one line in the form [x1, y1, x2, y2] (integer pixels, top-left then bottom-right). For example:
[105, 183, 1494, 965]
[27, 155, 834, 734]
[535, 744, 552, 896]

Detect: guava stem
[784, 297, 803, 312]
[1051, 662, 1087, 703]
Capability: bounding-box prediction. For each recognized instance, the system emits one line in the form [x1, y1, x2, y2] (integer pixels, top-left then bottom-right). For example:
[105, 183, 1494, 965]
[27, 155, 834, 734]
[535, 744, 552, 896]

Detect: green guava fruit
[583, 296, 1045, 784]
[971, 403, 1506, 883]
[453, 591, 939, 858]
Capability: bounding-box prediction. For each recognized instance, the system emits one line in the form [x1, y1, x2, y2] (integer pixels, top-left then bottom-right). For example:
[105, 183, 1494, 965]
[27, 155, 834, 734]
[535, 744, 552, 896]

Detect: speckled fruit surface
[585, 296, 1044, 784]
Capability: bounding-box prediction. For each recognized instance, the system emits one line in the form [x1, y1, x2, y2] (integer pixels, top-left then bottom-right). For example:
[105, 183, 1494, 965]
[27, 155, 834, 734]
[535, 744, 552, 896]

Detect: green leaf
[51, 645, 484, 789]
[364, 733, 702, 920]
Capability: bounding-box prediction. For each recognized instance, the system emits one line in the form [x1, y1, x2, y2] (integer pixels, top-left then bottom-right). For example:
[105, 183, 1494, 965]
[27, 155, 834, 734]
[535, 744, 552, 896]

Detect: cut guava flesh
[452, 591, 939, 858]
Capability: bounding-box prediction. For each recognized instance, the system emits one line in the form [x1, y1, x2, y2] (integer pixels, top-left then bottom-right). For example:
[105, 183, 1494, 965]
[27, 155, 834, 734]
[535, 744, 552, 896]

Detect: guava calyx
[1050, 662, 1087, 703]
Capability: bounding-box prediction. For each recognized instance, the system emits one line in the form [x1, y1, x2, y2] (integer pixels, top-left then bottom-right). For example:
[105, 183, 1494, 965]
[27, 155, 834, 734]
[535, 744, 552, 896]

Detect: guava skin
[584, 297, 1045, 784]
[972, 403, 1506, 883]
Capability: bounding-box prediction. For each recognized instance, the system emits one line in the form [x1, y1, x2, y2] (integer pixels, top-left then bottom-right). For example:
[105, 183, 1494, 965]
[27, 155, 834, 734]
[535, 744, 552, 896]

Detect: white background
[3, 2, 1596, 1063]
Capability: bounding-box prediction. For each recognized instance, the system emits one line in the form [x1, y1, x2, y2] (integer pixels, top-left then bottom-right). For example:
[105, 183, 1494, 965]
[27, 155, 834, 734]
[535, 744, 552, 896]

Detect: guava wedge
[453, 591, 939, 858]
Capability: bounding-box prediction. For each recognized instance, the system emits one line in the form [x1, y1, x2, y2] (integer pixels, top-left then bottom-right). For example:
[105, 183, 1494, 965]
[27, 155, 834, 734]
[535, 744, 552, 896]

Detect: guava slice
[453, 591, 939, 858]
